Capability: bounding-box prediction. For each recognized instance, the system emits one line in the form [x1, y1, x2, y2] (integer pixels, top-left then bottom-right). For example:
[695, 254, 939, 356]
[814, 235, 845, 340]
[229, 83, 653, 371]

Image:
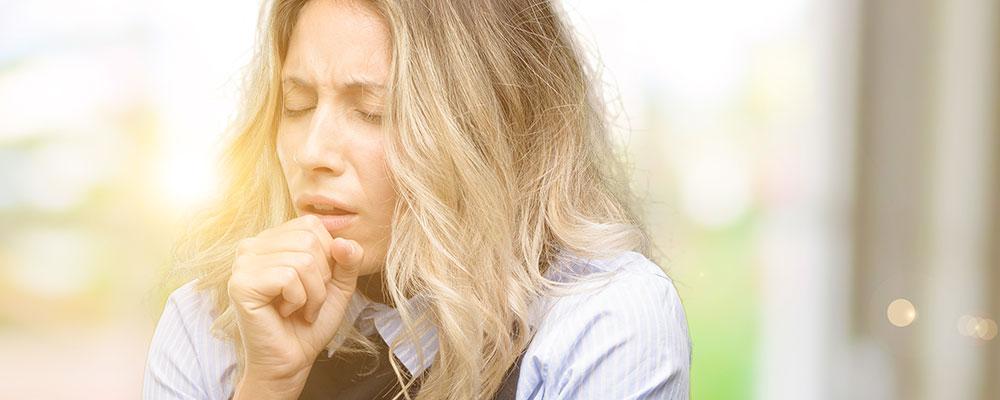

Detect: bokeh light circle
[886, 298, 916, 327]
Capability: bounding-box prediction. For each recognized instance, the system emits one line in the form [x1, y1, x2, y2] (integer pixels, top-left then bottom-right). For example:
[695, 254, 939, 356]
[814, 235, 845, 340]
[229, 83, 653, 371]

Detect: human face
[276, 0, 395, 276]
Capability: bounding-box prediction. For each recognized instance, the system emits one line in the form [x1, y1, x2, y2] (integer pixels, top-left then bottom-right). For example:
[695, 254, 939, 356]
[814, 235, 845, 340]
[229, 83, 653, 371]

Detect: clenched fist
[228, 215, 363, 399]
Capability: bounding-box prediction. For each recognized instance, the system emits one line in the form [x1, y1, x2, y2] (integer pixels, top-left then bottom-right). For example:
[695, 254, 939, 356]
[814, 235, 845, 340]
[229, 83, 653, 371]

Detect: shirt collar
[325, 290, 439, 377]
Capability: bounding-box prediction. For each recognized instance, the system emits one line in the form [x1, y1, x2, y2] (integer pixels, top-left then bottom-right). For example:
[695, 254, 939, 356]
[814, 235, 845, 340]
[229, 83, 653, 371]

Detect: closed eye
[356, 110, 383, 124]
[283, 106, 314, 118]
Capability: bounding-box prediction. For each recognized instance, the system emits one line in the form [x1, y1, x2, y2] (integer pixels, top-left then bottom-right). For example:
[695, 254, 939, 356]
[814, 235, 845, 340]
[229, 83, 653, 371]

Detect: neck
[356, 272, 395, 308]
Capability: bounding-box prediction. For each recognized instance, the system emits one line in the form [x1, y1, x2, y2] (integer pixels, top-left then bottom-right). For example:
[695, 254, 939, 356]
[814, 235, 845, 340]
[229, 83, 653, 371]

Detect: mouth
[296, 194, 359, 232]
[304, 204, 354, 216]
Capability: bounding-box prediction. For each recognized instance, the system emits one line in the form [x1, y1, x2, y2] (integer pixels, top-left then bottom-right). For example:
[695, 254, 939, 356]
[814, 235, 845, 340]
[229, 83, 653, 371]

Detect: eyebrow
[281, 74, 385, 93]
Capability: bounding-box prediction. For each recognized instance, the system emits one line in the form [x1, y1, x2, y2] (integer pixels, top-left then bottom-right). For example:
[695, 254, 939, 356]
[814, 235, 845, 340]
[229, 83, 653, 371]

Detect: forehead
[282, 0, 390, 90]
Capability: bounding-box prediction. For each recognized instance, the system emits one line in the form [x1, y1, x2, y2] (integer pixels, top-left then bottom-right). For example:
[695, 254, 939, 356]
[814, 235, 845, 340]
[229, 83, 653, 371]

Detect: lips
[295, 194, 359, 232]
[304, 204, 353, 215]
[295, 194, 357, 214]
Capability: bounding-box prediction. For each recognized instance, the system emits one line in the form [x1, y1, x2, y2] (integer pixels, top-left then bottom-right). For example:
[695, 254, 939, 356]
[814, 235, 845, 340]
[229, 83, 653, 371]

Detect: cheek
[275, 130, 289, 168]
[357, 139, 396, 218]
[274, 129, 296, 179]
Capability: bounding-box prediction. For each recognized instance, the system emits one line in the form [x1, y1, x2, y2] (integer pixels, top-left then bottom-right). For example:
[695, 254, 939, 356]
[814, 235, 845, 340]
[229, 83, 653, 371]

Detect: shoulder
[538, 251, 687, 346]
[165, 279, 217, 321]
[520, 251, 691, 398]
[157, 279, 223, 343]
[541, 251, 683, 324]
[143, 279, 238, 400]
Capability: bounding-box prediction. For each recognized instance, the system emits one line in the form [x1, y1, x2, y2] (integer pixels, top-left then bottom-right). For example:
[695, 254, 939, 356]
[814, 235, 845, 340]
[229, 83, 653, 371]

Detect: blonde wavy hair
[165, 0, 654, 398]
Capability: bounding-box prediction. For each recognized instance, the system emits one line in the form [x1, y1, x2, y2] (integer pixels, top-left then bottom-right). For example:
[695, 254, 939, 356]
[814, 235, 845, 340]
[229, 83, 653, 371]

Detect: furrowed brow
[281, 74, 385, 93]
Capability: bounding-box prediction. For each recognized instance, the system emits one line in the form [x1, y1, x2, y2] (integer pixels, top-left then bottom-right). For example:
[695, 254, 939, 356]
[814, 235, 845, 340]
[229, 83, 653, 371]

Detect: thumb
[329, 237, 363, 291]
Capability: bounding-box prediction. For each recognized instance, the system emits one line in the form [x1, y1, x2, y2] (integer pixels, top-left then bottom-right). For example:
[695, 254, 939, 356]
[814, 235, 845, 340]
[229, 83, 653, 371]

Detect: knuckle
[302, 214, 322, 227]
[291, 231, 318, 249]
[236, 238, 255, 254]
[307, 217, 327, 233]
[308, 214, 324, 226]
[227, 274, 245, 296]
[293, 253, 314, 267]
[232, 254, 251, 270]
[275, 267, 296, 284]
[302, 232, 320, 248]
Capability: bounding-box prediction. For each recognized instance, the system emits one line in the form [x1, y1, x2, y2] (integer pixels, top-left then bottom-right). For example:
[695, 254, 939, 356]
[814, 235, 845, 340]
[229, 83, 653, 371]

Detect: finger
[279, 215, 336, 256]
[243, 220, 334, 323]
[239, 232, 332, 282]
[329, 237, 363, 291]
[265, 266, 307, 318]
[253, 215, 335, 257]
[260, 252, 329, 322]
[259, 227, 333, 323]
[284, 229, 333, 284]
[250, 252, 320, 318]
[283, 218, 349, 323]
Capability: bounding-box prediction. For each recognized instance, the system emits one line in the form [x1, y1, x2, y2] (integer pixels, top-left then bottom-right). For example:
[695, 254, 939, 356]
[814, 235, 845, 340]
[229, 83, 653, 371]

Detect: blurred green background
[1, 0, 998, 399]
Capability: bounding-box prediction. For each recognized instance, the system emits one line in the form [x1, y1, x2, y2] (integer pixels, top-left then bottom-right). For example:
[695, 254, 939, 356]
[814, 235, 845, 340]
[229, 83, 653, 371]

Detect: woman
[142, 0, 691, 399]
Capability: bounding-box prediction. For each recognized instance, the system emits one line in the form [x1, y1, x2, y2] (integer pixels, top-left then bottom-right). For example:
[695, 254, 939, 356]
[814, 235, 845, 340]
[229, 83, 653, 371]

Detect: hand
[227, 215, 364, 389]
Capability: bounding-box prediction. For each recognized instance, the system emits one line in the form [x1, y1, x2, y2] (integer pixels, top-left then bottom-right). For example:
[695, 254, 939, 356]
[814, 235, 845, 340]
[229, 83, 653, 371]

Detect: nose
[292, 104, 347, 176]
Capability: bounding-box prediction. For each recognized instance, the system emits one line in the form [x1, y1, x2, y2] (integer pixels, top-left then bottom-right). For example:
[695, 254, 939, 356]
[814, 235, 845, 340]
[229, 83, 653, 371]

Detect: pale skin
[229, 1, 396, 398]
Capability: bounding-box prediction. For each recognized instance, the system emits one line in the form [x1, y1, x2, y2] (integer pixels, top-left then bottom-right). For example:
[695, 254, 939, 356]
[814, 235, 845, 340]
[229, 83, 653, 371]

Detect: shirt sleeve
[142, 282, 212, 400]
[543, 270, 692, 400]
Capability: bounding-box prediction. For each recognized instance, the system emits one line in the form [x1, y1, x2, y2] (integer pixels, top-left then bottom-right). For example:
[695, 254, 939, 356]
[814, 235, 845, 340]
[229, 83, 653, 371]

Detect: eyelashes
[282, 106, 313, 118]
[356, 110, 382, 124]
[281, 106, 382, 124]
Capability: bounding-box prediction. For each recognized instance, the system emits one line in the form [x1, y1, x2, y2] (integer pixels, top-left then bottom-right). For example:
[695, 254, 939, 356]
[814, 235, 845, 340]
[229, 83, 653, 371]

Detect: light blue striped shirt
[143, 251, 691, 399]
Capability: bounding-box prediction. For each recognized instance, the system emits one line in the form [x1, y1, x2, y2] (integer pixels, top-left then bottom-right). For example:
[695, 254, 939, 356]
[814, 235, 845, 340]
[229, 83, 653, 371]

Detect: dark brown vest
[298, 332, 524, 400]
